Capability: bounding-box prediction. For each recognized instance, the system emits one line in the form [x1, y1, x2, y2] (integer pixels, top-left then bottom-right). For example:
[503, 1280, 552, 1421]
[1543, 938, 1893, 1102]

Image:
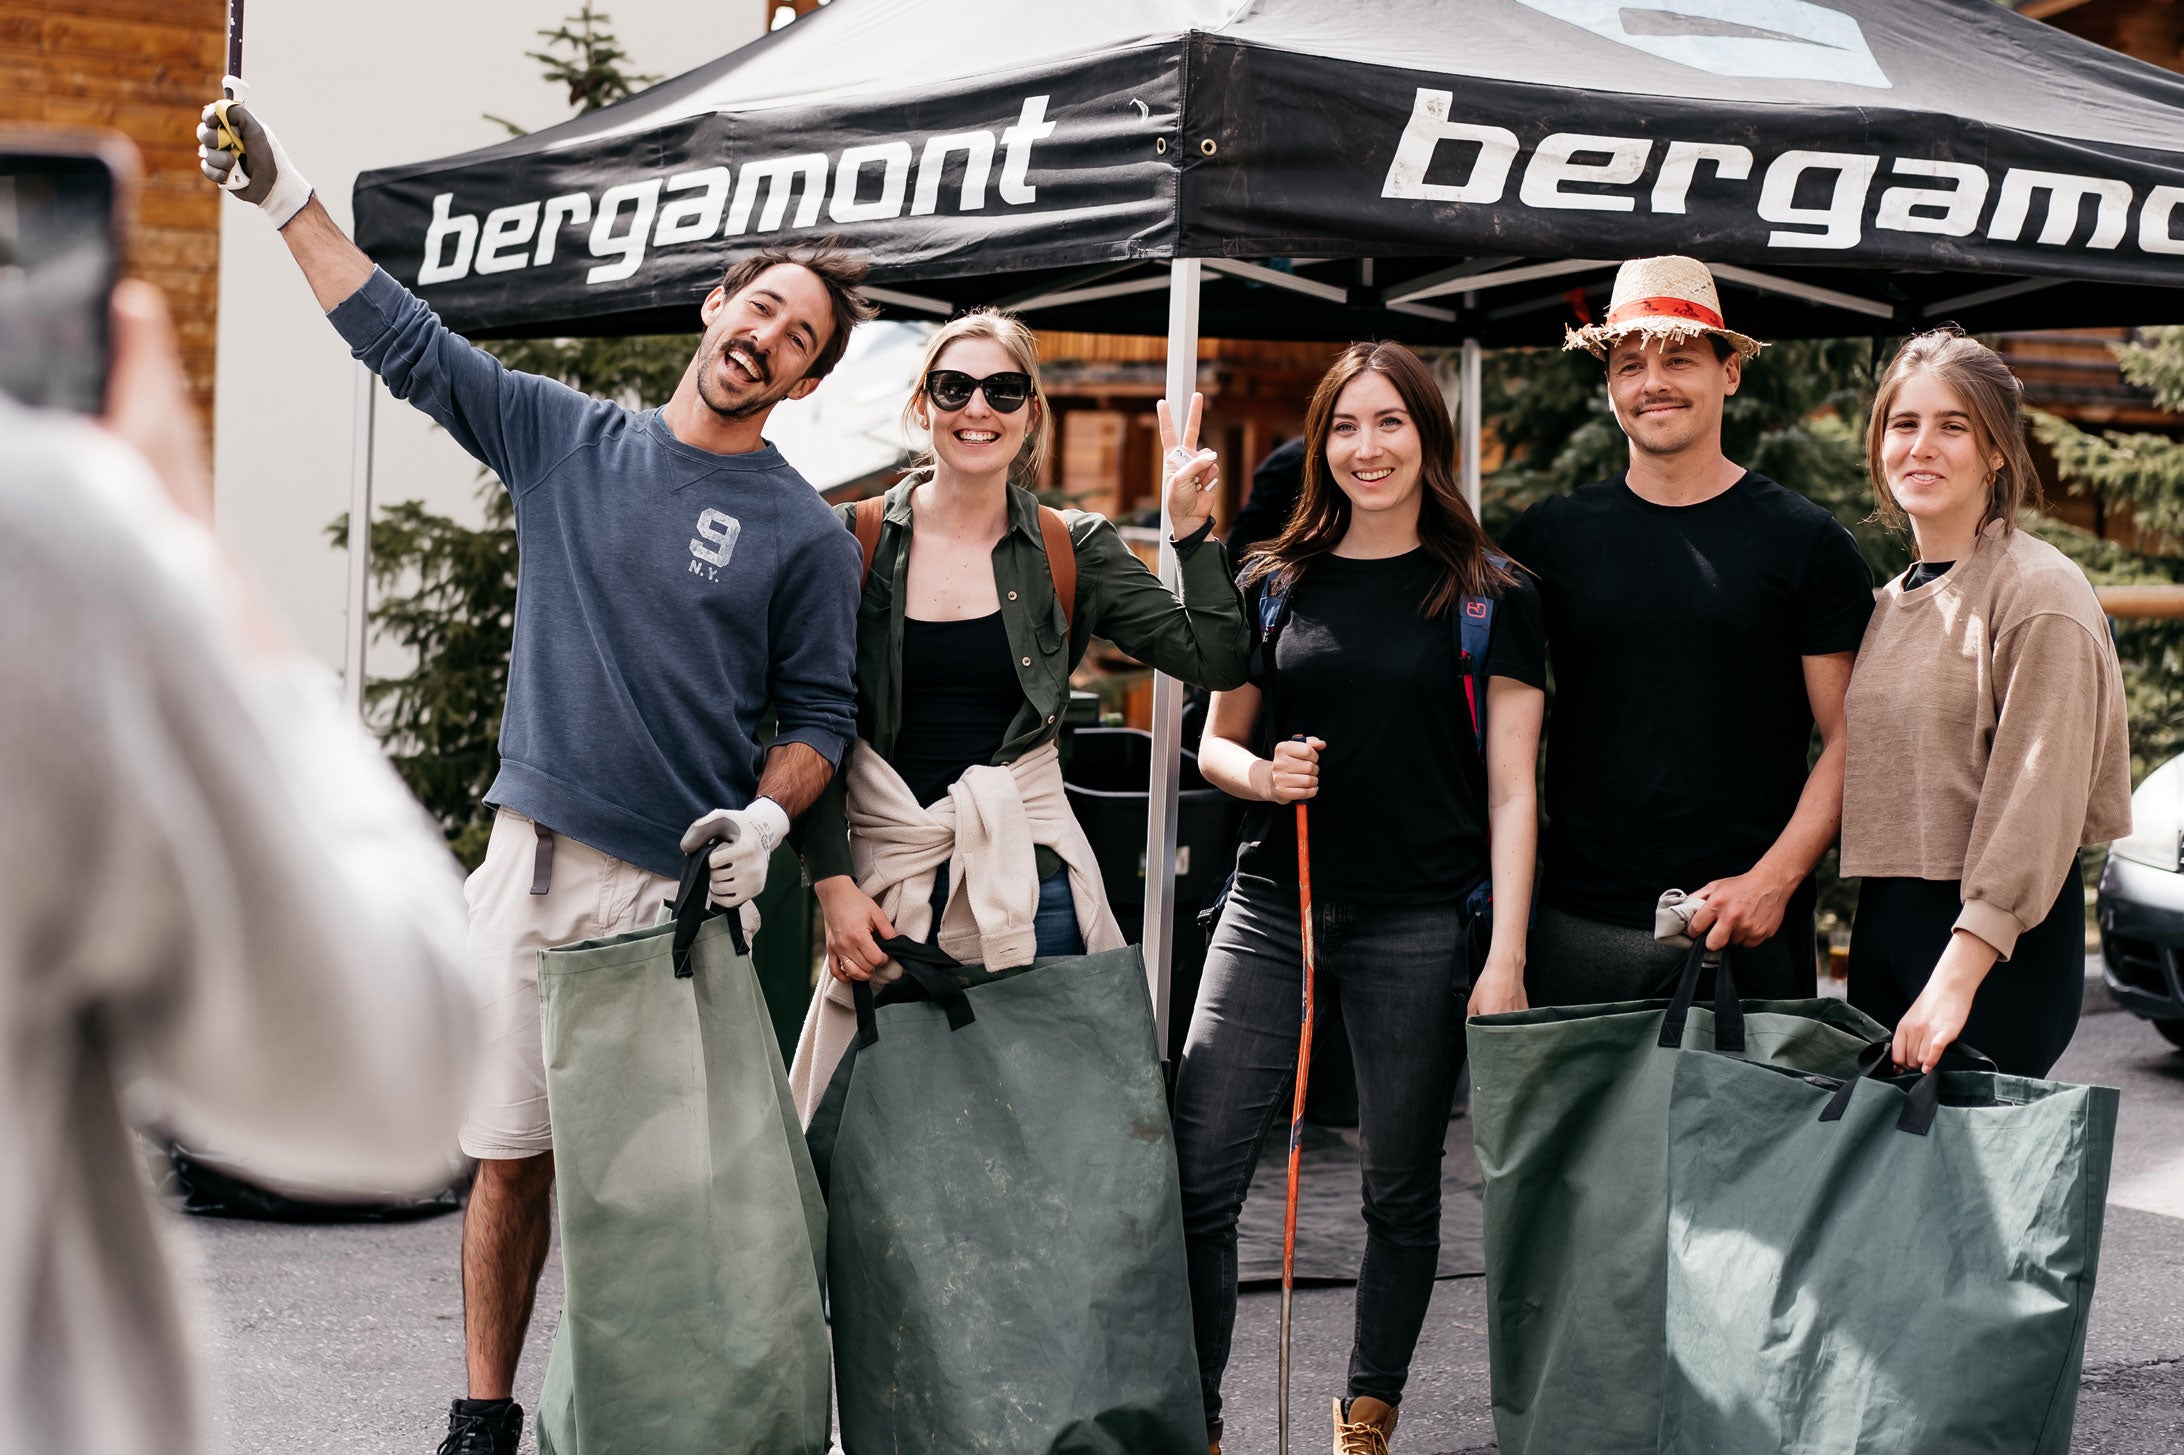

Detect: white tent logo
[1514, 1, 1892, 90]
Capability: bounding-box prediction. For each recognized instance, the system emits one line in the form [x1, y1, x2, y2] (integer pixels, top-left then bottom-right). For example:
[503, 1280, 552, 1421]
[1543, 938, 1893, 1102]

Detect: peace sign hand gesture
[1156, 391, 1220, 542]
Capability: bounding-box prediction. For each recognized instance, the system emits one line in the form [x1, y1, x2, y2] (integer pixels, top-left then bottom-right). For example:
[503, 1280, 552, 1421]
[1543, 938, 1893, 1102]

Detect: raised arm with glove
[196, 94, 312, 228]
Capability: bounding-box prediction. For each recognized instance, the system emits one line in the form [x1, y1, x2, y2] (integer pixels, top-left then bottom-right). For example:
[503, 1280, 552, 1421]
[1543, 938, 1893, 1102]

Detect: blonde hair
[901, 308, 1053, 484]
[1867, 328, 2042, 540]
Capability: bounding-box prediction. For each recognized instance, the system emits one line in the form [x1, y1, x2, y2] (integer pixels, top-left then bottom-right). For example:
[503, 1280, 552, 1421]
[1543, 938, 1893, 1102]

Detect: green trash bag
[535, 845, 831, 1455]
[1661, 1040, 2119, 1454]
[806, 936, 1204, 1455]
[1466, 944, 1890, 1455]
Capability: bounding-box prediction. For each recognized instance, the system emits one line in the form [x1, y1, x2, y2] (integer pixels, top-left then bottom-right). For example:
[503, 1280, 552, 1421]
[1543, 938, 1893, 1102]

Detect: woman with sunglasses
[789, 308, 1251, 1117]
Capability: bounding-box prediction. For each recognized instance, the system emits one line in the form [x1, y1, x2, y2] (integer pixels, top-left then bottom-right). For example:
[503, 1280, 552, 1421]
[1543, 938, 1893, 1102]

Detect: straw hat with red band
[1563, 255, 1764, 361]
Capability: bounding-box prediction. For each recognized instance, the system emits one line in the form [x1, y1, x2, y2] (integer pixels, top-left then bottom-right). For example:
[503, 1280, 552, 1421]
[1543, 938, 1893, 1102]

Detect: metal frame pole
[1144, 257, 1201, 1046]
[1460, 330, 1482, 515]
[342, 361, 376, 718]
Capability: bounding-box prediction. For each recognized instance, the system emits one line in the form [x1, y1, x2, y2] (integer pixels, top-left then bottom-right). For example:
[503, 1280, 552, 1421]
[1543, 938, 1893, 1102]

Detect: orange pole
[1278, 796, 1317, 1455]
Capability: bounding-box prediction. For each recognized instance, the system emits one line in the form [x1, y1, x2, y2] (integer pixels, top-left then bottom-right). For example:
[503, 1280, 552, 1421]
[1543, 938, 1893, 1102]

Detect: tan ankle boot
[1332, 1395, 1399, 1454]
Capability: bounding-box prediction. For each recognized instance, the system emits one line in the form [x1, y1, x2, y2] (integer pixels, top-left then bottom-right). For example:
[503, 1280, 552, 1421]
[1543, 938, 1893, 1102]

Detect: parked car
[2097, 753, 2184, 1048]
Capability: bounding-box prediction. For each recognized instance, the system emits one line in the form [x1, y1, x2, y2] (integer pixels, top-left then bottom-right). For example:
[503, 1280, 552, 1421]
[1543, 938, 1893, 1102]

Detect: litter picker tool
[1278, 753, 1319, 1455]
[211, 0, 248, 184]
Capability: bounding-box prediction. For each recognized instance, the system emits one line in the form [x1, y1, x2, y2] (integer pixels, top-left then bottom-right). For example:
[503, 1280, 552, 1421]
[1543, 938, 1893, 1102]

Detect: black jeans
[1171, 875, 1467, 1423]
[1848, 858, 2086, 1077]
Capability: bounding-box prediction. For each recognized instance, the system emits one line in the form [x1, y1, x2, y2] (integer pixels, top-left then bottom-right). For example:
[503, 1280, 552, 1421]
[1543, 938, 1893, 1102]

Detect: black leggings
[1847, 858, 2085, 1078]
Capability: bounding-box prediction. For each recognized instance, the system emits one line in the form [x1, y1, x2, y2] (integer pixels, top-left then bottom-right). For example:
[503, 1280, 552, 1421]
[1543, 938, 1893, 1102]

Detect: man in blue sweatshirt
[199, 100, 867, 1455]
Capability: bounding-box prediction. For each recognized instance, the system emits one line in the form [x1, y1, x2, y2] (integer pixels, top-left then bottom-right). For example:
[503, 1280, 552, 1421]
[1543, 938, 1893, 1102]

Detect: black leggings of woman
[1848, 857, 2086, 1078]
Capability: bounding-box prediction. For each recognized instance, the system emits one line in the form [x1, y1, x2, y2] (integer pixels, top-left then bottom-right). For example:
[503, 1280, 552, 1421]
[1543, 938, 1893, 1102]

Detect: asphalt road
[176, 1005, 2184, 1454]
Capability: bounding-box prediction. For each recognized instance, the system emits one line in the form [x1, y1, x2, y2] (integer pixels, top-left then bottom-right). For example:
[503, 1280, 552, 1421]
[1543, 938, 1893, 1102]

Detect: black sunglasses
[924, 369, 1034, 413]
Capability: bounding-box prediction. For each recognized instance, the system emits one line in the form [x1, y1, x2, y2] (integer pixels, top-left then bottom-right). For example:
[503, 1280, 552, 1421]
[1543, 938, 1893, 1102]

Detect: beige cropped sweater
[1842, 520, 2131, 958]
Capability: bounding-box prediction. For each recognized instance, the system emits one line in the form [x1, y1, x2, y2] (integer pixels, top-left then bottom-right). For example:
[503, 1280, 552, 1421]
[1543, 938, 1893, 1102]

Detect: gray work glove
[680, 799, 791, 910]
[1654, 888, 1709, 950]
[196, 87, 313, 229]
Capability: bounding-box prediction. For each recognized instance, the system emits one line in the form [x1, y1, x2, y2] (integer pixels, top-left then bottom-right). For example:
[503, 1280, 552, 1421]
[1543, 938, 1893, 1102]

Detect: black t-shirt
[1905, 559, 1955, 589]
[892, 612, 1023, 807]
[1237, 549, 1546, 903]
[1499, 471, 1874, 928]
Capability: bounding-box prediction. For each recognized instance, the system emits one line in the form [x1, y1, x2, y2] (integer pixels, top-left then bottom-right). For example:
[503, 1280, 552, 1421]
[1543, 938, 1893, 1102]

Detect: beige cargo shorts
[457, 807, 679, 1160]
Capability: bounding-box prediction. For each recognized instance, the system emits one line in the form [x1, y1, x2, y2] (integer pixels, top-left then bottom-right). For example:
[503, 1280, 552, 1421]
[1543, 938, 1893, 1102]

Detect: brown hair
[717, 237, 876, 381]
[901, 308, 1053, 484]
[1241, 340, 1519, 614]
[1867, 328, 2042, 540]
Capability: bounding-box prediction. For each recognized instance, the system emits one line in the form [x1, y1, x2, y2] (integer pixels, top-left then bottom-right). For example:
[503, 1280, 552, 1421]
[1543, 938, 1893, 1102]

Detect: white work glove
[196, 83, 313, 229]
[1654, 888, 1708, 950]
[679, 798, 791, 910]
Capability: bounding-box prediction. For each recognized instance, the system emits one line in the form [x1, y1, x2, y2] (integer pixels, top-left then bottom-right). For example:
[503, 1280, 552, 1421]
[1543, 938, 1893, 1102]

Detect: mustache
[717, 335, 773, 386]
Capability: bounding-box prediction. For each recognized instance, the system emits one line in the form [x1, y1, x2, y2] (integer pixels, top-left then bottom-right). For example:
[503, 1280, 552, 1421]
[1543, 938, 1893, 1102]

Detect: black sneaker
[438, 1398, 523, 1455]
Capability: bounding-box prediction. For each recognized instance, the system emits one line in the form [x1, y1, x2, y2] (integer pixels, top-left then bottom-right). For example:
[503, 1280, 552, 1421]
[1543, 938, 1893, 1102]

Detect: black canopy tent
[346, 0, 2184, 1030]
[356, 0, 2184, 342]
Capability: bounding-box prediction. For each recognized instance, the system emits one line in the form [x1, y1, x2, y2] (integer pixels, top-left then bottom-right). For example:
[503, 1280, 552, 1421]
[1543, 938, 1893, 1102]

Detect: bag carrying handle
[670, 836, 749, 977]
[849, 934, 977, 1047]
[1817, 1038, 1999, 1136]
[1659, 941, 1745, 1052]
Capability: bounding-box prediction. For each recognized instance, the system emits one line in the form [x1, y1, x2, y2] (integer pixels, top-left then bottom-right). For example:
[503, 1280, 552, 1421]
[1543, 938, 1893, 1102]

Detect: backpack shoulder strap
[1454, 553, 1508, 756]
[1255, 573, 1294, 645]
[1037, 505, 1077, 637]
[853, 496, 885, 583]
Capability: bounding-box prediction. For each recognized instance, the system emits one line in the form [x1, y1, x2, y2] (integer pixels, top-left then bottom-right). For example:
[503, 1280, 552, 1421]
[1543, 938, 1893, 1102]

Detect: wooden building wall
[0, 1, 226, 426]
[2020, 0, 2184, 73]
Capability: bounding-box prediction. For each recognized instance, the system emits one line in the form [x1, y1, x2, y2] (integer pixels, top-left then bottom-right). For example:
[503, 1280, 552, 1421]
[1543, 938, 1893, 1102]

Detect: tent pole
[1461, 333, 1482, 515]
[1144, 258, 1200, 1049]
[343, 361, 376, 719]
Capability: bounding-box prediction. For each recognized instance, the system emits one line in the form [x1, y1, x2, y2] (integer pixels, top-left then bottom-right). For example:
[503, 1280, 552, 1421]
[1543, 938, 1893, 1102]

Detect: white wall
[212, 2, 765, 674]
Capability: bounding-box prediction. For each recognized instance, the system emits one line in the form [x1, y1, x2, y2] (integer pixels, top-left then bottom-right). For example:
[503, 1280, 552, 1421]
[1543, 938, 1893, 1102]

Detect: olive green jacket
[798, 479, 1250, 884]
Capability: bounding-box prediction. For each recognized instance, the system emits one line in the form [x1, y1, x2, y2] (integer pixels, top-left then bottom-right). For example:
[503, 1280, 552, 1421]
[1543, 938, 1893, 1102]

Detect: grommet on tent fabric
[1200, 138, 1217, 155]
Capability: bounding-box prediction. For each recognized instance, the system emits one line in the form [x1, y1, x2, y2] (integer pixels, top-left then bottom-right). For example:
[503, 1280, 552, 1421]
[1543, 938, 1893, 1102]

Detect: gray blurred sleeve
[0, 419, 476, 1193]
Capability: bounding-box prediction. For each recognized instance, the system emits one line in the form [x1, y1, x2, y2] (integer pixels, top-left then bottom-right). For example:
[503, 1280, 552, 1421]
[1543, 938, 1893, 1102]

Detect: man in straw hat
[1484, 256, 1873, 1010]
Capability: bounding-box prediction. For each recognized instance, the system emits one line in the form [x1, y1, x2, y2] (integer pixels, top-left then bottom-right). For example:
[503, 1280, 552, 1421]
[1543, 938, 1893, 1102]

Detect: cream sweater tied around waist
[1841, 518, 2131, 959]
[786, 738, 1125, 1123]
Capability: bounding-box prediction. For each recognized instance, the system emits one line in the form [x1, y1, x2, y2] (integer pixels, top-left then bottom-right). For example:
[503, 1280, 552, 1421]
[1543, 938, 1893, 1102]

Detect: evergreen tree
[334, 8, 688, 866]
[2033, 328, 2184, 543]
[2032, 326, 2184, 780]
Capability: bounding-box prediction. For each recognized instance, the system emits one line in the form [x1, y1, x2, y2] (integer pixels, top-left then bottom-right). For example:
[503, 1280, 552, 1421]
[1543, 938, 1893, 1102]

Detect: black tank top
[891, 612, 1024, 807]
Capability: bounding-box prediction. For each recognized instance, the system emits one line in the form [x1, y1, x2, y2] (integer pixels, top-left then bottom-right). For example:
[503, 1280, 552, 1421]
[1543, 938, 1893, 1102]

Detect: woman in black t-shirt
[1176, 341, 1547, 1454]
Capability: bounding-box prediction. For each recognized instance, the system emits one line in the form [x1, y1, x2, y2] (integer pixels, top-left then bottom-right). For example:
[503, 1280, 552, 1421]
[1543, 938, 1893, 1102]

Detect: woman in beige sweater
[1841, 330, 2130, 1077]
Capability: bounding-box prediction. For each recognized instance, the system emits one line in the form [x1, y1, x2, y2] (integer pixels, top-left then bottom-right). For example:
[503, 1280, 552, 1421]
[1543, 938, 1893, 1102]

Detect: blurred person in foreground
[0, 280, 476, 1455]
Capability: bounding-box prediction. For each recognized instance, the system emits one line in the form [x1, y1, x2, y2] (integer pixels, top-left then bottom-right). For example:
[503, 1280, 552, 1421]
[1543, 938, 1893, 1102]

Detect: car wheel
[2156, 1019, 2184, 1050]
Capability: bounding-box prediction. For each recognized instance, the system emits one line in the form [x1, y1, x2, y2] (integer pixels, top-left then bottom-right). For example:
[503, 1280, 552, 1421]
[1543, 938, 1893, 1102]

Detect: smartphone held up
[0, 130, 134, 415]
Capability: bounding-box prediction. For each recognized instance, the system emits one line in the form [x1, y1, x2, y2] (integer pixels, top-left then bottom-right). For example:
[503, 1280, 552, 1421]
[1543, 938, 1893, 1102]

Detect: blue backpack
[1199, 558, 1506, 949]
